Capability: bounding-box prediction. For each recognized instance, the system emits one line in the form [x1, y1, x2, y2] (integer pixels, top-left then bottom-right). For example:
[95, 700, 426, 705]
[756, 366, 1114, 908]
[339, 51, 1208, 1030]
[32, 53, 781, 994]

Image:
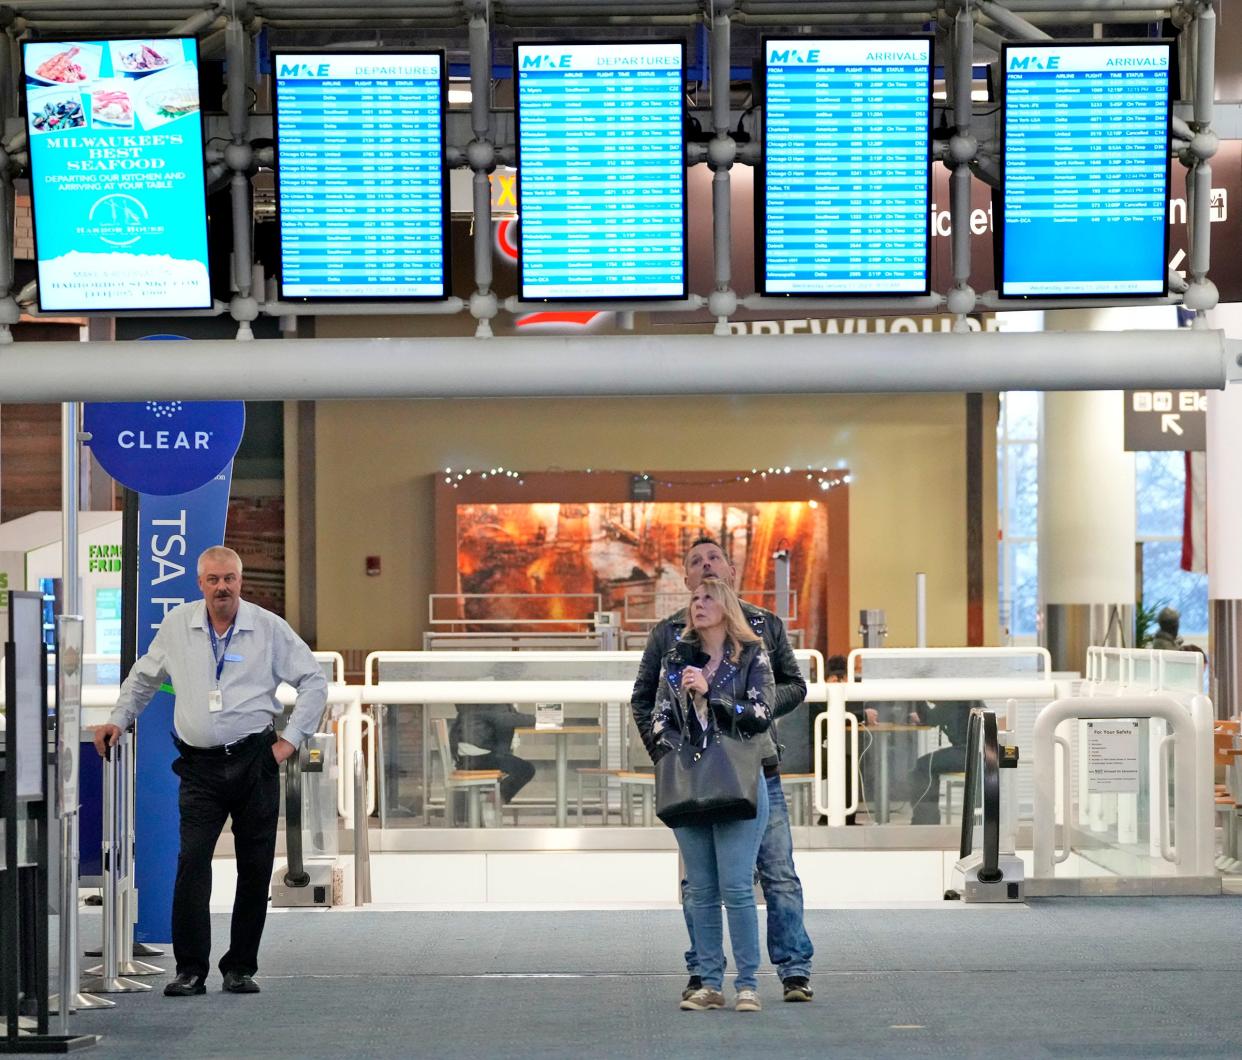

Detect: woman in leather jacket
[651, 578, 774, 1013]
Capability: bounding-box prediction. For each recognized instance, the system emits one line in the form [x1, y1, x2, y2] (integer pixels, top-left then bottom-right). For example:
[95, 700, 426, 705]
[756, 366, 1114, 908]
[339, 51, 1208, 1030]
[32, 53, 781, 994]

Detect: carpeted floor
[50, 898, 1242, 1059]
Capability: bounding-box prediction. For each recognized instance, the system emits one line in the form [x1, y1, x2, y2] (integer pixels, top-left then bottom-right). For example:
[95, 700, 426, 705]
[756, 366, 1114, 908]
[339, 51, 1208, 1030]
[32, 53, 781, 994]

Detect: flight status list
[515, 41, 686, 300]
[1002, 43, 1172, 297]
[761, 38, 932, 296]
[274, 52, 447, 299]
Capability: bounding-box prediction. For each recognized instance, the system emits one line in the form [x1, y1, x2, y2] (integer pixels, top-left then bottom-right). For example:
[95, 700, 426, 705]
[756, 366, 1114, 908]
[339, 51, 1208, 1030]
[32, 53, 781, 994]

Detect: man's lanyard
[209, 623, 235, 684]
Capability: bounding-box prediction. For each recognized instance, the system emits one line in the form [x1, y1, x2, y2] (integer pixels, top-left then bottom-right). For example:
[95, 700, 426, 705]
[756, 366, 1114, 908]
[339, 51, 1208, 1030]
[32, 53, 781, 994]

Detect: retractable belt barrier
[79, 734, 151, 996]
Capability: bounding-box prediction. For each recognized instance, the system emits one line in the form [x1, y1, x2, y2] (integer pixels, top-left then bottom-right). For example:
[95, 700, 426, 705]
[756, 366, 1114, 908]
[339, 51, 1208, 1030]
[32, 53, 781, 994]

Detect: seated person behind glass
[449, 704, 536, 804]
[903, 700, 978, 825]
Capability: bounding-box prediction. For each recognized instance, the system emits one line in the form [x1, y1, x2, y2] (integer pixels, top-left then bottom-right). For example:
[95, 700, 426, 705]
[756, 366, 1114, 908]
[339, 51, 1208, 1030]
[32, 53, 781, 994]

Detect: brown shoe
[679, 986, 725, 1011]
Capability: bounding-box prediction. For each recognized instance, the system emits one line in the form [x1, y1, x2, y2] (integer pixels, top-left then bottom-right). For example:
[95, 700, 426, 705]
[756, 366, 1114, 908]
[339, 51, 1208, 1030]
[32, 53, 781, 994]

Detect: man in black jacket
[631, 536, 815, 1003]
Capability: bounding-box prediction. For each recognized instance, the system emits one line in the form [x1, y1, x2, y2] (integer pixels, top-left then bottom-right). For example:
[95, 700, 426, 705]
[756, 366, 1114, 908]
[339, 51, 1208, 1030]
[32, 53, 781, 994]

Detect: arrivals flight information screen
[760, 37, 932, 296]
[1001, 42, 1172, 298]
[273, 52, 448, 299]
[515, 41, 687, 301]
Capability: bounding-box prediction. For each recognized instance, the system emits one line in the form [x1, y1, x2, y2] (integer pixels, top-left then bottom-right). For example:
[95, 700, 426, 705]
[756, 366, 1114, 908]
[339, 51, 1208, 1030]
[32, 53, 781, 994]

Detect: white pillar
[1038, 308, 1167, 671]
[1206, 304, 1242, 716]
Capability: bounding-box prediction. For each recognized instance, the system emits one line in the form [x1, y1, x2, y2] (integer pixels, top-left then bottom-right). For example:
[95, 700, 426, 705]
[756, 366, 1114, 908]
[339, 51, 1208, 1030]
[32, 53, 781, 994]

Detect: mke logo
[520, 53, 571, 70]
[769, 48, 821, 64]
[1009, 54, 1061, 71]
[279, 62, 330, 78]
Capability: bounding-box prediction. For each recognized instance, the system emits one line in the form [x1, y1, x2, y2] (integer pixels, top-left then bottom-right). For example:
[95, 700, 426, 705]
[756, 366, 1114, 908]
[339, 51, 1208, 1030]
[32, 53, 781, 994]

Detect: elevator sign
[1123, 389, 1206, 451]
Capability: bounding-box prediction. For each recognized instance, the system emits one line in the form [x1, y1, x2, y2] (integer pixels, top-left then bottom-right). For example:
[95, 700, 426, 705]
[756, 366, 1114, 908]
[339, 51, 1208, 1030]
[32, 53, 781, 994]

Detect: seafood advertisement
[23, 38, 210, 310]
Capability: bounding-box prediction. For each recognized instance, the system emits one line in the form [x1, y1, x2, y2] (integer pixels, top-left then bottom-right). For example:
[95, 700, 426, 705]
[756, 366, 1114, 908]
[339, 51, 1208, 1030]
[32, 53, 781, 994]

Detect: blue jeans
[683, 772, 814, 982]
[673, 778, 769, 991]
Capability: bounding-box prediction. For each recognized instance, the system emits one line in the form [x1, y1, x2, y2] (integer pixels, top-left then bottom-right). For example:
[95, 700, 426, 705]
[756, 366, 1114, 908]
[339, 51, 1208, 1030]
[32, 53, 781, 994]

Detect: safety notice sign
[1086, 720, 1141, 794]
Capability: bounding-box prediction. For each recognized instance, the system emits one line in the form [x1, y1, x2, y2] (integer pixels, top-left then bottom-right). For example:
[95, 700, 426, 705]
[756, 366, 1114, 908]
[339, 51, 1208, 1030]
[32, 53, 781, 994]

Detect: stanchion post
[353, 751, 371, 906]
[80, 736, 148, 995]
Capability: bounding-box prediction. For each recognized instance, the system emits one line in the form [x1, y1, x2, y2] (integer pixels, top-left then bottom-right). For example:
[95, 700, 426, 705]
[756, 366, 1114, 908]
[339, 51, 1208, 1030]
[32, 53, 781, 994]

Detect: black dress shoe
[222, 971, 261, 994]
[163, 973, 206, 997]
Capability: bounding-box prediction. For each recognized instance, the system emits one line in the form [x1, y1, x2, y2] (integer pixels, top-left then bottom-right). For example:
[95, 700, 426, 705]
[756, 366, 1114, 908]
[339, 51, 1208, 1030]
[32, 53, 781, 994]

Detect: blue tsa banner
[22, 37, 211, 312]
[133, 467, 232, 941]
[84, 400, 245, 496]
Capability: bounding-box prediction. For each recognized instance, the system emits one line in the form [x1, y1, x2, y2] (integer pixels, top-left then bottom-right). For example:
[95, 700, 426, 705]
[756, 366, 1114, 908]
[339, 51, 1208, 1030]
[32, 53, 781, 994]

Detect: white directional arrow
[1169, 248, 1187, 282]
[1162, 413, 1184, 435]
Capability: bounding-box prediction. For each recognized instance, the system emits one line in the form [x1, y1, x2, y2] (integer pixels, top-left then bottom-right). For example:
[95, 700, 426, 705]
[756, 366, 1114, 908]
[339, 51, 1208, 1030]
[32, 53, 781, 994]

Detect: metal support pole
[1182, 1, 1218, 324]
[352, 750, 371, 906]
[947, 3, 978, 328]
[0, 24, 19, 345]
[225, 15, 258, 339]
[466, 3, 499, 336]
[916, 572, 927, 648]
[773, 549, 791, 622]
[975, 0, 1054, 40]
[707, 4, 737, 334]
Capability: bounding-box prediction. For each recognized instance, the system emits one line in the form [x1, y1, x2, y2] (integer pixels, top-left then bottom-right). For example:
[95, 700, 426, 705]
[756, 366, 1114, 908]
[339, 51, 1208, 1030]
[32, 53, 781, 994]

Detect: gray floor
[51, 898, 1242, 1059]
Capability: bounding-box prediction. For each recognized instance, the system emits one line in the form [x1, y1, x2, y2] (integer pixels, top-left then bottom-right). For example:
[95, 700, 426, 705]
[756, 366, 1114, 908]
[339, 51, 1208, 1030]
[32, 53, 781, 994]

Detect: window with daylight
[998, 392, 1040, 642]
[1135, 451, 1208, 640]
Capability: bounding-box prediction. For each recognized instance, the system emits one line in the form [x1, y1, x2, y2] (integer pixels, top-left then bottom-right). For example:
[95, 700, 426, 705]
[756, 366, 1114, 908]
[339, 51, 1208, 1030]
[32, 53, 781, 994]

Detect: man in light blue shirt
[93, 545, 326, 998]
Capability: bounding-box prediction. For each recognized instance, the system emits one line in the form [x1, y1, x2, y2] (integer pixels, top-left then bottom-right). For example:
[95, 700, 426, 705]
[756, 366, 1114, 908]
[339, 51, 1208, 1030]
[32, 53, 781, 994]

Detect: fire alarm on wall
[366, 555, 381, 577]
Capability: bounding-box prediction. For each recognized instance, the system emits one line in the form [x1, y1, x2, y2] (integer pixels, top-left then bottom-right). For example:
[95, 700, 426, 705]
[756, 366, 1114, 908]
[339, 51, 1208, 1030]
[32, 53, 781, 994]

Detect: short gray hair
[197, 546, 243, 577]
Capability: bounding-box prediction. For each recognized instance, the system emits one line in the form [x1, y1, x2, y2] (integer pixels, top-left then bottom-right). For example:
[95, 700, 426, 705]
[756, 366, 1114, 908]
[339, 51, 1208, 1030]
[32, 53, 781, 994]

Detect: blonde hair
[683, 578, 760, 658]
[197, 545, 243, 577]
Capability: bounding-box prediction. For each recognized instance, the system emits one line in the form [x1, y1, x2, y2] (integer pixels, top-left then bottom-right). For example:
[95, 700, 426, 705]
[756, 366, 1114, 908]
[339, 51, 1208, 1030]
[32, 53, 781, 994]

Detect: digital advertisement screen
[515, 41, 687, 301]
[1001, 42, 1172, 298]
[761, 38, 932, 295]
[23, 38, 209, 312]
[273, 51, 448, 299]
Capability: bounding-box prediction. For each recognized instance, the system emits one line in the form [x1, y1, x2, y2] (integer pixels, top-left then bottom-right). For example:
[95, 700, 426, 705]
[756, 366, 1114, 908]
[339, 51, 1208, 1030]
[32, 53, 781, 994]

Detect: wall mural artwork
[454, 500, 829, 653]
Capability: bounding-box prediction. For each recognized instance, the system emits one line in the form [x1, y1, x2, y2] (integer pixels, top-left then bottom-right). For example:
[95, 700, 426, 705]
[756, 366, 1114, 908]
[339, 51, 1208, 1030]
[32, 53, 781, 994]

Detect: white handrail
[846, 645, 1053, 679]
[1157, 733, 1177, 863]
[1032, 694, 1209, 879]
[844, 711, 859, 816]
[1053, 734, 1072, 864]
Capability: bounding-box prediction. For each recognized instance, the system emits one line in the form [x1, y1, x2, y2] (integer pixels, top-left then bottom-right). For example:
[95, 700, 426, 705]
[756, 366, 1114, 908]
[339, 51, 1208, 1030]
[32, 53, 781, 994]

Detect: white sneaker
[735, 988, 762, 1012]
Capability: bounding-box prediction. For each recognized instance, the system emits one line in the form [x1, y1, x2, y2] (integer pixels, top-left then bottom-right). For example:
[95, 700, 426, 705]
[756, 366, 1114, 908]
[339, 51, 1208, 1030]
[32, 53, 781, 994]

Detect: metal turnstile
[948, 709, 1025, 903]
[271, 735, 337, 908]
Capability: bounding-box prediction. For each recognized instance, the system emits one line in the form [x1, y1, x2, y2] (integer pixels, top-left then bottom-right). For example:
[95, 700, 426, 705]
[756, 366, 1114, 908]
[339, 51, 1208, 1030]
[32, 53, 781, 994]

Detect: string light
[439, 465, 850, 491]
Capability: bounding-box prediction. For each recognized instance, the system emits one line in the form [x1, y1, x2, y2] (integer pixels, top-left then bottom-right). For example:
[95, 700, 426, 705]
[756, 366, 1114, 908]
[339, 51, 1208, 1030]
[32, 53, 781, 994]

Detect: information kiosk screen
[22, 38, 209, 312]
[760, 37, 932, 296]
[515, 40, 687, 301]
[273, 52, 448, 300]
[1000, 41, 1173, 298]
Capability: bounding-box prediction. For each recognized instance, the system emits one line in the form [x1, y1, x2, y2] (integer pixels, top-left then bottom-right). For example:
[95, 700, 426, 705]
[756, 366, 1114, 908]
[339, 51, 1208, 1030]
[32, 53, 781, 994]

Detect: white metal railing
[428, 593, 603, 626]
[1085, 645, 1205, 694]
[813, 675, 1062, 825]
[848, 645, 1053, 678]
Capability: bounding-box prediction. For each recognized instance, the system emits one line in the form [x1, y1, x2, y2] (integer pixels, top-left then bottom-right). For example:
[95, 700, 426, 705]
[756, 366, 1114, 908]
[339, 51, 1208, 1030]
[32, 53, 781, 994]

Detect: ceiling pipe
[0, 330, 1232, 403]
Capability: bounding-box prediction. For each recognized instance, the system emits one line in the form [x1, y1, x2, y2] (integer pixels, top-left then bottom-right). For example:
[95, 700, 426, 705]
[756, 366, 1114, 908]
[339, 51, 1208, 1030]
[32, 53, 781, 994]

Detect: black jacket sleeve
[630, 622, 670, 756]
[762, 613, 807, 720]
[713, 647, 775, 736]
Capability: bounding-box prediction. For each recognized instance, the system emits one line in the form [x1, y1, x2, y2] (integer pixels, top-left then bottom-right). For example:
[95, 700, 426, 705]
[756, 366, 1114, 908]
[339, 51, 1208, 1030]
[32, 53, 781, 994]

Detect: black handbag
[654, 661, 763, 827]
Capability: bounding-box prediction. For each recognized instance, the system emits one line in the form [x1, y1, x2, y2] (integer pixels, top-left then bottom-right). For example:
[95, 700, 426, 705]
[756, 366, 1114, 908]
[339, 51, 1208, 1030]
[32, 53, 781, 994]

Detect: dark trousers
[171, 732, 280, 979]
[464, 751, 535, 804]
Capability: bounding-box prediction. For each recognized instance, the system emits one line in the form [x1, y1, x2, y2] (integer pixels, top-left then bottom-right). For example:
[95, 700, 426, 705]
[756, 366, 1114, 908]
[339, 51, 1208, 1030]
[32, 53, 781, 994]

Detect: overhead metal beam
[0, 331, 1233, 403]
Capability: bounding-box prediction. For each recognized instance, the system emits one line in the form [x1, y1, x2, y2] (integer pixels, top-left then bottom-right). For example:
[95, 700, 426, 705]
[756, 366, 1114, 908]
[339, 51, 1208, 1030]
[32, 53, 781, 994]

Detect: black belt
[173, 726, 274, 758]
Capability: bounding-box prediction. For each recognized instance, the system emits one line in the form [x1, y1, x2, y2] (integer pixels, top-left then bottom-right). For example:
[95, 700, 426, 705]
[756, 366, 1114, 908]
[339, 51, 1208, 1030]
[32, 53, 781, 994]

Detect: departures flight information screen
[515, 41, 687, 301]
[273, 52, 447, 299]
[760, 38, 932, 296]
[1001, 42, 1172, 298]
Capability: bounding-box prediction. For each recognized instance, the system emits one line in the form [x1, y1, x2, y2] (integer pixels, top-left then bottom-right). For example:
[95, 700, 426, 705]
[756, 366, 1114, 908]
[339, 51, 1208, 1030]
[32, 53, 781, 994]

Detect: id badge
[208, 689, 223, 713]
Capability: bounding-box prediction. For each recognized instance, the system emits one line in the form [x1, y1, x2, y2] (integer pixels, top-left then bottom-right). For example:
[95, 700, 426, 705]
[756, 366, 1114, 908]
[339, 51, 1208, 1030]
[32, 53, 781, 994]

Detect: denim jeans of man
[673, 779, 769, 991]
[682, 772, 814, 982]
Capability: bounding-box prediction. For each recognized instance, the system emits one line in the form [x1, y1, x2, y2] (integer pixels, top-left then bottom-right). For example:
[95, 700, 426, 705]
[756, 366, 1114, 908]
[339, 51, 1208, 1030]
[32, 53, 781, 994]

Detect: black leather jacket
[650, 639, 774, 757]
[631, 602, 807, 773]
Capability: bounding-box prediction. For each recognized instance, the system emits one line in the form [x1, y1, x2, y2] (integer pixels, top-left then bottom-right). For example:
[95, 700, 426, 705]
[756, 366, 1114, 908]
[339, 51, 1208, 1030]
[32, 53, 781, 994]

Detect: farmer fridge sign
[22, 38, 210, 311]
